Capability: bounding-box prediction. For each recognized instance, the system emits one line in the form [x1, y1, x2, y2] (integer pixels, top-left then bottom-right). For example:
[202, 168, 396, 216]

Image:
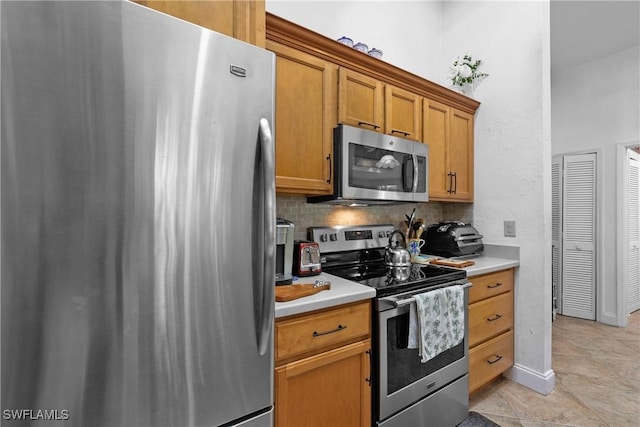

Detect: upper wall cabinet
[338, 69, 384, 133]
[424, 99, 474, 202]
[337, 69, 422, 142]
[384, 85, 422, 142]
[268, 41, 336, 195]
[265, 12, 479, 198]
[134, 0, 266, 47]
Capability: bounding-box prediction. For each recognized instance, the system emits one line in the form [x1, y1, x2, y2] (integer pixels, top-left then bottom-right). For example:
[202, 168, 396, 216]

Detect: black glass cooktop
[325, 262, 466, 298]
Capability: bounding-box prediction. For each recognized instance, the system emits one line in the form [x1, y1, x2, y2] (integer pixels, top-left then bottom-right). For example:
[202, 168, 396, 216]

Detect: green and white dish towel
[408, 285, 465, 362]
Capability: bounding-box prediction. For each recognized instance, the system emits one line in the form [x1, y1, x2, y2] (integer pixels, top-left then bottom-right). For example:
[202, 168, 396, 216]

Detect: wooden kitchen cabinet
[338, 68, 384, 133]
[423, 99, 474, 202]
[468, 268, 515, 394]
[134, 0, 266, 47]
[338, 68, 422, 142]
[275, 300, 372, 427]
[265, 12, 479, 196]
[267, 41, 336, 195]
[384, 85, 422, 142]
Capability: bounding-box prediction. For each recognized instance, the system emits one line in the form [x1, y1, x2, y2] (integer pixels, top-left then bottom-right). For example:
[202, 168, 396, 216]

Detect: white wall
[267, 0, 555, 395]
[441, 1, 554, 394]
[552, 46, 640, 326]
[266, 0, 445, 81]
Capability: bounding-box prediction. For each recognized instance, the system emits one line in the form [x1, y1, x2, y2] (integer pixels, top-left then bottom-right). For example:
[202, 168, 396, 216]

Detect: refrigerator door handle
[257, 117, 275, 356]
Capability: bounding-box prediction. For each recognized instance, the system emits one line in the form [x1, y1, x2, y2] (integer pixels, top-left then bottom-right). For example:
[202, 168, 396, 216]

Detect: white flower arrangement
[448, 54, 488, 88]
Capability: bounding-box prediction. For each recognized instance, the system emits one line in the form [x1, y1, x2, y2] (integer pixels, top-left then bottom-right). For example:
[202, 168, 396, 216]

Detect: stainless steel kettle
[384, 230, 411, 267]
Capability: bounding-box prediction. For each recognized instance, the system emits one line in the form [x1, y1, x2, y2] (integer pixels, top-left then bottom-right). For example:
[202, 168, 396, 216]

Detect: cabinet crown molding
[266, 12, 480, 115]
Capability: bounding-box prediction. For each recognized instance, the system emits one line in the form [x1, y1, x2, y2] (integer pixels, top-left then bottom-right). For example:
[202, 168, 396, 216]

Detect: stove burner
[309, 224, 467, 297]
[324, 262, 466, 297]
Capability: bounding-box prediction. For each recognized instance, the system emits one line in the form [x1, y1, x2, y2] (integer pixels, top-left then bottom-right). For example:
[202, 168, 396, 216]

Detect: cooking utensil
[385, 230, 412, 267]
[407, 208, 416, 238]
[412, 218, 423, 236]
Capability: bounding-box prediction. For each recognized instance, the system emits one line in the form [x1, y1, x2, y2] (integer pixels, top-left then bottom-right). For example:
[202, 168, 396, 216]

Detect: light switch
[504, 220, 516, 237]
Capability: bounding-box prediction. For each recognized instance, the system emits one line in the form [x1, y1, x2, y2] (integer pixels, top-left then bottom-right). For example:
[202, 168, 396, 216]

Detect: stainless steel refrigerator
[1, 1, 275, 426]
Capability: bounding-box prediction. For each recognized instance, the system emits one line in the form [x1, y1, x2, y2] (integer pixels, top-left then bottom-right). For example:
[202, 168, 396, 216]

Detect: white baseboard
[599, 311, 623, 327]
[504, 364, 555, 395]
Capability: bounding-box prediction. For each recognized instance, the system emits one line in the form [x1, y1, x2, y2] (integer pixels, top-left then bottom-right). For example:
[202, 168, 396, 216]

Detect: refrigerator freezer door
[1, 1, 275, 426]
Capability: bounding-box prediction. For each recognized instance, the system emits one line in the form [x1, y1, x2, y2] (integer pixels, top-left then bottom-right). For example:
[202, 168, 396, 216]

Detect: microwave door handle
[412, 153, 418, 193]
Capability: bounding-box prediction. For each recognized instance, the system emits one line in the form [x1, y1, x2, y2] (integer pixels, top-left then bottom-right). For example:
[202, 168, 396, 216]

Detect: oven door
[376, 284, 469, 422]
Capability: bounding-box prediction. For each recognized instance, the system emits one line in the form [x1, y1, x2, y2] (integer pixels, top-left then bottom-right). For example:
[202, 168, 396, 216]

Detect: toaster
[421, 221, 484, 257]
[293, 240, 322, 276]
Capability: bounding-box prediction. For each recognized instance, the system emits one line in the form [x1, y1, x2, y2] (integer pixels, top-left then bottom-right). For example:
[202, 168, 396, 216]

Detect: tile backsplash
[277, 194, 474, 241]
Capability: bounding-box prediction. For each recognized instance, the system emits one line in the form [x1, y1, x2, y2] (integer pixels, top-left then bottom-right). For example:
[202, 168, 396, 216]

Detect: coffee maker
[275, 218, 295, 285]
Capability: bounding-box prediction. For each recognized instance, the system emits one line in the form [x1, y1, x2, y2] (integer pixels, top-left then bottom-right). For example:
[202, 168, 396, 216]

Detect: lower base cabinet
[469, 330, 514, 393]
[274, 301, 372, 427]
[468, 268, 515, 394]
[275, 340, 371, 427]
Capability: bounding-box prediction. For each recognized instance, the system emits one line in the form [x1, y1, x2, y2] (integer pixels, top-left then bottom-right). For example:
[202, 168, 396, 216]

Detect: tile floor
[469, 311, 640, 426]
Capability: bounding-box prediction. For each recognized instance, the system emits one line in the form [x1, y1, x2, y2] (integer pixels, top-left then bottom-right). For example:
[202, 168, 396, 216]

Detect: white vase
[451, 83, 474, 97]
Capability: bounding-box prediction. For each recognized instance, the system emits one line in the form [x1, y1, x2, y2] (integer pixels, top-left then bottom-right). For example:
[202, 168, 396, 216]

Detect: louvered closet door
[627, 149, 640, 313]
[562, 153, 596, 320]
[551, 157, 563, 317]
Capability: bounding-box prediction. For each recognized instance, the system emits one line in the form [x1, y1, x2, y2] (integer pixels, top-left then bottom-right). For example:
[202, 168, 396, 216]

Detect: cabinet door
[268, 41, 335, 195]
[338, 68, 384, 132]
[423, 99, 451, 200]
[384, 85, 422, 142]
[448, 108, 474, 201]
[275, 340, 371, 427]
[135, 0, 265, 47]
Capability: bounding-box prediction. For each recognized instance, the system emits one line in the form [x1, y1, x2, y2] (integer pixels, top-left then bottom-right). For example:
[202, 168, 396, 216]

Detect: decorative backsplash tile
[276, 194, 473, 241]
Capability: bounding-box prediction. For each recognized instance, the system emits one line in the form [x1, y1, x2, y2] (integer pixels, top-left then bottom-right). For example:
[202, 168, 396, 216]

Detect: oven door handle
[392, 281, 472, 307]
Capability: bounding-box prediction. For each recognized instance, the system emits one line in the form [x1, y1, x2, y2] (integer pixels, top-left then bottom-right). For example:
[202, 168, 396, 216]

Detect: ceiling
[550, 0, 640, 71]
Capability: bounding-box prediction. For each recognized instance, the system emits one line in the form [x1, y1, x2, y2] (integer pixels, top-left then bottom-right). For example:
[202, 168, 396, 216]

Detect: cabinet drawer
[469, 291, 513, 347]
[469, 330, 514, 394]
[469, 269, 514, 304]
[276, 301, 371, 362]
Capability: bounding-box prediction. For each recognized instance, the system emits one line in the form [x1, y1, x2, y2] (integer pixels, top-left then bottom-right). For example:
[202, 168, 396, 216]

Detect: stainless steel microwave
[308, 125, 429, 205]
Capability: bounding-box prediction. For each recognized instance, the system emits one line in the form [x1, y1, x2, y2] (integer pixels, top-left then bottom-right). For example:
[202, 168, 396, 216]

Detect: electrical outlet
[504, 220, 516, 237]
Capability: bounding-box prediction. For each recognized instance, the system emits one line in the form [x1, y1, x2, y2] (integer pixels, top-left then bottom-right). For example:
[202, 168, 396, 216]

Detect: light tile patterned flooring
[469, 311, 640, 426]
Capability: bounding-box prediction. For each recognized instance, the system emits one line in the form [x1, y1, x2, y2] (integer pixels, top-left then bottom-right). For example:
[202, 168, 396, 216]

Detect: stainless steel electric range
[308, 224, 471, 427]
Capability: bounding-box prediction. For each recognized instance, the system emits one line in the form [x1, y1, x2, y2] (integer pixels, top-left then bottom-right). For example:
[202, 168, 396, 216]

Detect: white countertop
[274, 245, 519, 318]
[460, 256, 520, 277]
[275, 272, 376, 318]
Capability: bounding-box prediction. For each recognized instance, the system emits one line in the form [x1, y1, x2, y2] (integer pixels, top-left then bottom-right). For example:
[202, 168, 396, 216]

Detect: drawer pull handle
[390, 128, 411, 136]
[487, 314, 503, 322]
[487, 283, 503, 289]
[487, 355, 503, 365]
[313, 324, 347, 337]
[358, 120, 381, 130]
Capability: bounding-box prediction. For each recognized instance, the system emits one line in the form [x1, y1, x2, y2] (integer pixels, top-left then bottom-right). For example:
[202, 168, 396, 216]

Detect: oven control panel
[308, 224, 396, 254]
